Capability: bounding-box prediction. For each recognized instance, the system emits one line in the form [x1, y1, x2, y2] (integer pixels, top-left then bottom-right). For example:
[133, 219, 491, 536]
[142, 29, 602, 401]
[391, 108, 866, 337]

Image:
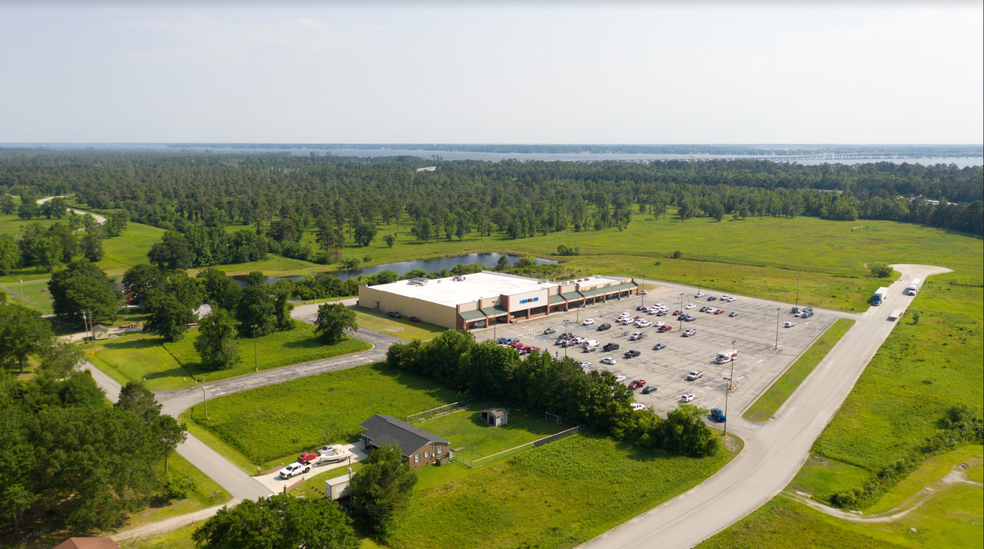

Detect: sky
[0, 1, 981, 144]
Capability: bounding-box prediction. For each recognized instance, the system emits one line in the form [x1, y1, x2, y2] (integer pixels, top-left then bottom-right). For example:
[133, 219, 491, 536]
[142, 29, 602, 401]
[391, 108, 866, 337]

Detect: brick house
[359, 415, 451, 470]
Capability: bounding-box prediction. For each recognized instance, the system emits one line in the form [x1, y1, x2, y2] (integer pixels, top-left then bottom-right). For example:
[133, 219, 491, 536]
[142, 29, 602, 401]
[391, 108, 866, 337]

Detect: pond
[233, 252, 558, 285]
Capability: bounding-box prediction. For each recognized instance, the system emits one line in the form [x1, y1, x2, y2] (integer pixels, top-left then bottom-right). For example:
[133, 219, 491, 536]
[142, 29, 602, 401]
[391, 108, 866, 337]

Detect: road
[36, 195, 107, 225]
[80, 301, 398, 502]
[580, 264, 950, 549]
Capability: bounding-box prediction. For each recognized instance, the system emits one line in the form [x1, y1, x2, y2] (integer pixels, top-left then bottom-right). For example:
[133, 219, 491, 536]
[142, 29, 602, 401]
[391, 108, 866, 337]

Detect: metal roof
[561, 292, 584, 301]
[360, 415, 450, 457]
[459, 309, 486, 321]
[549, 294, 566, 304]
[481, 305, 509, 316]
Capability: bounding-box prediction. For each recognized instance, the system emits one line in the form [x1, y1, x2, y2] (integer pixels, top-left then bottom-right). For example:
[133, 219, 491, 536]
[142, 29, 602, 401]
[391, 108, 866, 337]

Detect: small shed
[480, 408, 508, 427]
[53, 538, 120, 549]
[193, 304, 213, 319]
[92, 324, 111, 341]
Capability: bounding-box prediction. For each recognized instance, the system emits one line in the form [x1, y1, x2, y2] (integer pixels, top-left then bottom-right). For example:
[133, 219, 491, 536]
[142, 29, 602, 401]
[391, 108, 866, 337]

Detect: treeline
[1, 151, 981, 241]
[386, 331, 719, 457]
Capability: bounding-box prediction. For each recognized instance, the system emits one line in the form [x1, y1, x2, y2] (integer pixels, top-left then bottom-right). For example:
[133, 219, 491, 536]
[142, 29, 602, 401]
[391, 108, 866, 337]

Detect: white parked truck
[715, 350, 738, 364]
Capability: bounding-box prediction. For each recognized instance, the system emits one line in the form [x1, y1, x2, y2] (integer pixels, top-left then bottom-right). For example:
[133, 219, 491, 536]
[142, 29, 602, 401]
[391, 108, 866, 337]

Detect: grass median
[742, 318, 856, 422]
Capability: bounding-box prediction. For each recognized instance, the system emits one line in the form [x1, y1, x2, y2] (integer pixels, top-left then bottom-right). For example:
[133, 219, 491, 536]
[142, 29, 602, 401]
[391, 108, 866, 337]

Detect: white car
[681, 394, 696, 403]
[683, 328, 697, 337]
[579, 361, 591, 368]
[785, 321, 795, 328]
[721, 294, 731, 300]
[684, 303, 696, 309]
[582, 319, 594, 326]
[726, 296, 736, 302]
[601, 357, 617, 365]
[653, 321, 665, 328]
[694, 293, 706, 298]
[630, 403, 646, 411]
[639, 290, 648, 296]
[278, 462, 311, 479]
[614, 374, 626, 383]
[619, 312, 631, 318]
[635, 320, 651, 328]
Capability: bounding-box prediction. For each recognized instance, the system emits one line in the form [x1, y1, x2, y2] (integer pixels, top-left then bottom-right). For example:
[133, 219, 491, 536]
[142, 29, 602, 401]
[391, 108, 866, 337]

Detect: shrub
[868, 262, 894, 278]
[161, 474, 197, 501]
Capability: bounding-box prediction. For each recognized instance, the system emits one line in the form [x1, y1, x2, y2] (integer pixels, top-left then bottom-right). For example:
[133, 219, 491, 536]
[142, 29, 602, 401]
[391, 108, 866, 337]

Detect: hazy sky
[1, 1, 981, 144]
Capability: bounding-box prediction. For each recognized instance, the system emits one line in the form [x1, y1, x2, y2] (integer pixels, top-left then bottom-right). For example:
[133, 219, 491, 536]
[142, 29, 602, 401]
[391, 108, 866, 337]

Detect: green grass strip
[743, 318, 856, 422]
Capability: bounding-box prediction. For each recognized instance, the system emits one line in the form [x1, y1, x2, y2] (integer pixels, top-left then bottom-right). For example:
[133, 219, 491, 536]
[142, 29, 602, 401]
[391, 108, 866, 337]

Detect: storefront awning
[481, 306, 509, 317]
[459, 309, 486, 321]
[561, 292, 583, 301]
[549, 294, 566, 304]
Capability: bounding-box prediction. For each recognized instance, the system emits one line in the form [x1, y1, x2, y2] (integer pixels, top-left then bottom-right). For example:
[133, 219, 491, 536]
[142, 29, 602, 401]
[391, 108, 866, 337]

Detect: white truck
[873, 286, 889, 306]
[715, 350, 738, 364]
[906, 278, 921, 296]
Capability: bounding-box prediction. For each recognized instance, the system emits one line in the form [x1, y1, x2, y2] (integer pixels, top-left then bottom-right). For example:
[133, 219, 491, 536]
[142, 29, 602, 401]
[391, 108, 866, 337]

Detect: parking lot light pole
[796, 278, 800, 309]
[775, 308, 781, 350]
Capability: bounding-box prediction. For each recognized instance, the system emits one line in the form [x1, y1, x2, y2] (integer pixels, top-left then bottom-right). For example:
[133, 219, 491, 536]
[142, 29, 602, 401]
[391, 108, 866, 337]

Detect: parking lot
[474, 281, 854, 418]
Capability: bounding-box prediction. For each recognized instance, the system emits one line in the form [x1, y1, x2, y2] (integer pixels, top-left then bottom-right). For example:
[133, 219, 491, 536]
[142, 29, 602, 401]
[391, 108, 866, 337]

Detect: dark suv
[603, 342, 620, 352]
[624, 350, 641, 359]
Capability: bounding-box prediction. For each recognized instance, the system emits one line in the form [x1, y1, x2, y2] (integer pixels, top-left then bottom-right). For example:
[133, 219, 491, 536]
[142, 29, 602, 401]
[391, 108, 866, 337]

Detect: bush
[161, 474, 197, 501]
[868, 262, 894, 278]
[672, 251, 682, 259]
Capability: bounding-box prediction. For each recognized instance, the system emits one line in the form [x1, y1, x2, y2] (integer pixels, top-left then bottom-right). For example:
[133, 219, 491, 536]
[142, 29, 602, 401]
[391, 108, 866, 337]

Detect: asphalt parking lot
[474, 281, 853, 418]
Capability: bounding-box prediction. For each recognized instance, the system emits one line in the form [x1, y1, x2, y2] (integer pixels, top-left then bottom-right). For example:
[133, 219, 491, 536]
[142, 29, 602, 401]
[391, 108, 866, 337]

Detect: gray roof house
[359, 415, 451, 469]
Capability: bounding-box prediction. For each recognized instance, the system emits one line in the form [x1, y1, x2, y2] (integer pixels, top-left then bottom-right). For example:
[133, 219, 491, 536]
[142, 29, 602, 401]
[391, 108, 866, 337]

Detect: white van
[583, 340, 599, 352]
[715, 350, 738, 364]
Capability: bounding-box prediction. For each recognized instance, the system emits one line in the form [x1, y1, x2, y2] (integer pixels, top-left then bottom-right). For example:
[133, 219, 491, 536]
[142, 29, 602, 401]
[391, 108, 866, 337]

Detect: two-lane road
[581, 264, 950, 549]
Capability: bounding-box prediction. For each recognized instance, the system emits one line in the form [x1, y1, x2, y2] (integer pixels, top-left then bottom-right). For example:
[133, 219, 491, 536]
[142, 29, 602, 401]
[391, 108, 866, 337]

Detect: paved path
[36, 195, 107, 225]
[580, 264, 950, 549]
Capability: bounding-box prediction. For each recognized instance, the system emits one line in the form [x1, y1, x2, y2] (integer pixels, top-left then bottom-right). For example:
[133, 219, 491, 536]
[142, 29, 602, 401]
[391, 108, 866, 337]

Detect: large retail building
[358, 271, 638, 330]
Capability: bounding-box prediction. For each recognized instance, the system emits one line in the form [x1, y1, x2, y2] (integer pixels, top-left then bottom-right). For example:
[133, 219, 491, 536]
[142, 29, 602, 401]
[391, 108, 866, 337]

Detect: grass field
[352, 306, 445, 341]
[184, 362, 462, 470]
[411, 404, 571, 460]
[387, 432, 740, 549]
[88, 322, 371, 391]
[743, 318, 856, 421]
[700, 445, 983, 549]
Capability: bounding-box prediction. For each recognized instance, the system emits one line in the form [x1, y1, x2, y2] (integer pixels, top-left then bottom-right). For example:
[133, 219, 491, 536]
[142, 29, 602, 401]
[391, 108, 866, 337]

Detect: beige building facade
[358, 271, 638, 331]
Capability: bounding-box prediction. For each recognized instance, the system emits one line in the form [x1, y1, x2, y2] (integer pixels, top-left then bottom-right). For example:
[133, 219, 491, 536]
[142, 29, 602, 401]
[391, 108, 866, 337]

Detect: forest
[0, 151, 981, 260]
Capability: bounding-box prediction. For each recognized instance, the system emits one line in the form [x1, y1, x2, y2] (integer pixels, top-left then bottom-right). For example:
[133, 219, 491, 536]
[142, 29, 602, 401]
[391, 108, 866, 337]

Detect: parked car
[729, 311, 738, 317]
[684, 315, 697, 321]
[694, 293, 706, 298]
[685, 303, 696, 309]
[297, 452, 319, 464]
[711, 408, 727, 422]
[279, 462, 311, 479]
[642, 385, 657, 394]
[726, 296, 736, 302]
[707, 296, 717, 301]
[624, 349, 641, 359]
[629, 379, 646, 389]
[686, 371, 703, 381]
[601, 357, 617, 365]
[582, 318, 595, 326]
[683, 329, 697, 337]
[603, 342, 620, 352]
[543, 327, 556, 335]
[714, 309, 725, 315]
[639, 290, 648, 295]
[579, 361, 591, 368]
[681, 393, 696, 403]
[597, 323, 612, 331]
[388, 311, 401, 318]
[784, 321, 795, 328]
[629, 332, 646, 341]
[657, 325, 672, 333]
[700, 306, 709, 313]
[673, 310, 683, 316]
[653, 342, 666, 350]
[409, 316, 421, 322]
[630, 403, 647, 411]
[613, 374, 626, 382]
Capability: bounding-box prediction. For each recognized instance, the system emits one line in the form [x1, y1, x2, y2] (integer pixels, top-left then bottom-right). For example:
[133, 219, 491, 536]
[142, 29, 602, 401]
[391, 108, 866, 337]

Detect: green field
[352, 306, 445, 341]
[88, 322, 371, 391]
[389, 432, 740, 549]
[700, 444, 983, 549]
[184, 362, 462, 470]
[743, 319, 856, 421]
[411, 405, 571, 461]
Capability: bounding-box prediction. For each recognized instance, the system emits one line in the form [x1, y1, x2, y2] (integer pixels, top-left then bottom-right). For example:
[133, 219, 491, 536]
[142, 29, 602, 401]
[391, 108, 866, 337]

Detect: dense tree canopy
[47, 258, 118, 327]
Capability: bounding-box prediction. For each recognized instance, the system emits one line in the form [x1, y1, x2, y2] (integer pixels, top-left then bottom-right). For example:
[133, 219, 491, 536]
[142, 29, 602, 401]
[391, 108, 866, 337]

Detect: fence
[406, 399, 476, 424]
[454, 425, 583, 469]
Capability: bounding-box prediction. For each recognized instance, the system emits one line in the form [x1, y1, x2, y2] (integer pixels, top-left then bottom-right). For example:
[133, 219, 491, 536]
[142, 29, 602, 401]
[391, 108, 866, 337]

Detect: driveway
[579, 264, 951, 549]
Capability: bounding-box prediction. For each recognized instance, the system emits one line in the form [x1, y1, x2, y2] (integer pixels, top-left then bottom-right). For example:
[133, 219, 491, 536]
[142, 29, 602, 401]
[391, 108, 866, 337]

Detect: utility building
[358, 271, 637, 331]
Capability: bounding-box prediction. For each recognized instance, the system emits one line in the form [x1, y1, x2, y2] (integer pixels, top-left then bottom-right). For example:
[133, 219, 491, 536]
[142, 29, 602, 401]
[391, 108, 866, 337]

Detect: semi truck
[873, 287, 889, 306]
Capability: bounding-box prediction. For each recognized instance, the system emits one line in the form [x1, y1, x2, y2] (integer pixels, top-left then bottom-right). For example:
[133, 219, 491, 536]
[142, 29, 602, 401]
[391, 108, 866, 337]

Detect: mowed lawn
[411, 405, 572, 460]
[89, 322, 371, 391]
[352, 307, 445, 341]
[388, 433, 740, 549]
[184, 362, 461, 469]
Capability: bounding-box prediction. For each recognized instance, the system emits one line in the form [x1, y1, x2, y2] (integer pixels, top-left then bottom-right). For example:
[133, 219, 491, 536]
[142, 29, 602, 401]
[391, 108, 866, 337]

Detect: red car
[409, 316, 421, 322]
[297, 452, 319, 464]
[714, 309, 725, 315]
[672, 310, 683, 316]
[657, 325, 672, 333]
[629, 379, 647, 389]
